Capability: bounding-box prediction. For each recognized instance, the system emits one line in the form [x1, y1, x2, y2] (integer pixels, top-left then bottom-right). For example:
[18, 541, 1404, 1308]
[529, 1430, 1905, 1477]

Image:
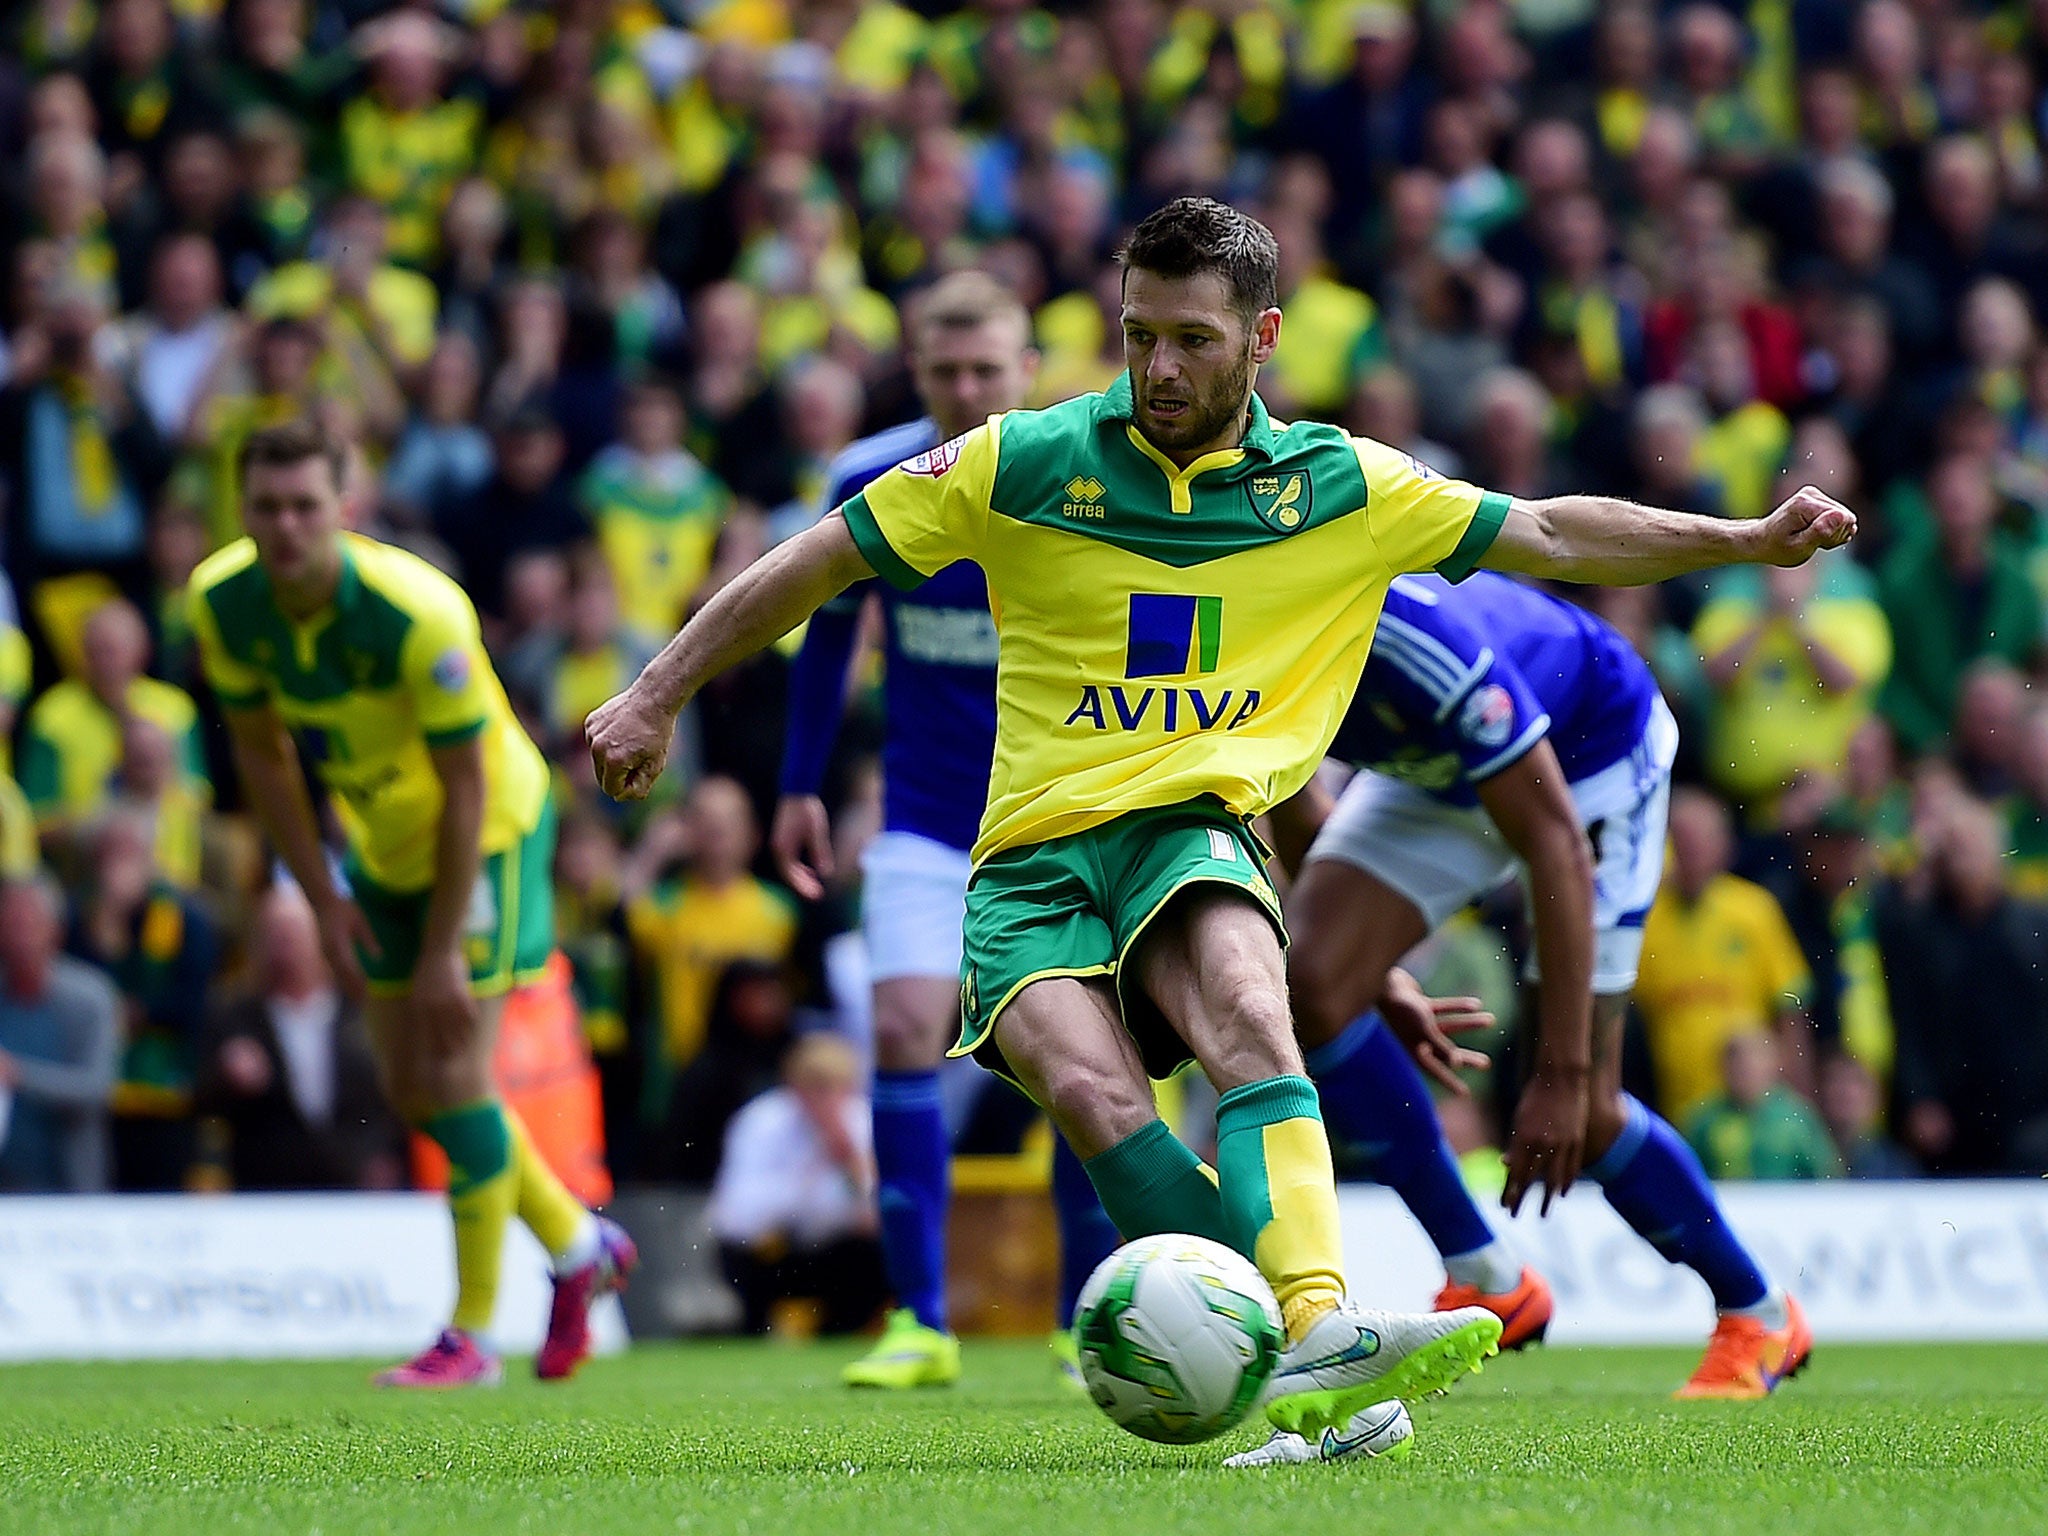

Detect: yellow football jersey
[840, 375, 1507, 863]
[188, 534, 548, 891]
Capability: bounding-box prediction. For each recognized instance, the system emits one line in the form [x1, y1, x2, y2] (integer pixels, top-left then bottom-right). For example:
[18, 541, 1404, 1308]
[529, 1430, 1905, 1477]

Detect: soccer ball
[1071, 1234, 1286, 1444]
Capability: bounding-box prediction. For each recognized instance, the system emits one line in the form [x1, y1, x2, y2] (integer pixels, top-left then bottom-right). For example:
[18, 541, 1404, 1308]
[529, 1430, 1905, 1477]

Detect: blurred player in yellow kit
[189, 420, 635, 1387]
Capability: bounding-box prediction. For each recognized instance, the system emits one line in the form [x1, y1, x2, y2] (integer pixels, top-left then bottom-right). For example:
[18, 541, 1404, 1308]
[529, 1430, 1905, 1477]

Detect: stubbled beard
[1136, 351, 1255, 452]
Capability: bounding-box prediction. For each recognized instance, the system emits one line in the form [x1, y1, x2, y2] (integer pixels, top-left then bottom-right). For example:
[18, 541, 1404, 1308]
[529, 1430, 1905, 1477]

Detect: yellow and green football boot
[842, 1308, 962, 1389]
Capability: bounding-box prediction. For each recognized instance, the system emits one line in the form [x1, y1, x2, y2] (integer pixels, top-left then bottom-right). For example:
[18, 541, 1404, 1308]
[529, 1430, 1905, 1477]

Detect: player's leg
[845, 832, 968, 1387]
[1571, 744, 1808, 1397]
[364, 984, 512, 1387]
[1124, 866, 1499, 1437]
[960, 835, 1232, 1246]
[1288, 777, 1546, 1341]
[1580, 994, 1802, 1395]
[489, 806, 633, 1381]
[992, 974, 1230, 1244]
[844, 973, 963, 1386]
[1056, 1138, 1122, 1351]
[871, 974, 957, 1325]
[1131, 886, 1338, 1331]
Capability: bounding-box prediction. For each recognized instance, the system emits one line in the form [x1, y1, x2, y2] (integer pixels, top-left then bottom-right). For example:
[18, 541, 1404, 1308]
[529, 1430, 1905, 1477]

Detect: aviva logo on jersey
[1125, 593, 1221, 678]
[1063, 593, 1259, 733]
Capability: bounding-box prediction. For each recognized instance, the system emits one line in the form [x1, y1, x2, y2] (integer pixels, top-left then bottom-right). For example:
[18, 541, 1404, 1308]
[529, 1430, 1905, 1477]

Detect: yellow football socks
[508, 1109, 591, 1260]
[1216, 1077, 1345, 1341]
[423, 1099, 518, 1335]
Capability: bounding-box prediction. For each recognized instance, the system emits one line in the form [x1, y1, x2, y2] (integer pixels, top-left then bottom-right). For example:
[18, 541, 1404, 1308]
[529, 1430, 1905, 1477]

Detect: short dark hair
[1119, 197, 1281, 324]
[238, 418, 345, 490]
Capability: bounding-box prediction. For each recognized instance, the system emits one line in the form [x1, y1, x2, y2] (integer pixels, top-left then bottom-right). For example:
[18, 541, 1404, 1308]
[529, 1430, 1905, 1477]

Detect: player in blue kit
[1232, 571, 1810, 1464]
[772, 272, 1119, 1389]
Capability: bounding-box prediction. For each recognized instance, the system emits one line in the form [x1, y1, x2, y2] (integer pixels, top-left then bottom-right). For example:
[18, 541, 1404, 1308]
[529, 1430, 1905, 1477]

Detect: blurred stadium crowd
[2, 0, 2047, 1243]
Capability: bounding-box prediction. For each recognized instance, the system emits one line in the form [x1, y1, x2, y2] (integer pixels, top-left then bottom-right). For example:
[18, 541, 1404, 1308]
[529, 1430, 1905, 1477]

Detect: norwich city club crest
[1247, 472, 1311, 531]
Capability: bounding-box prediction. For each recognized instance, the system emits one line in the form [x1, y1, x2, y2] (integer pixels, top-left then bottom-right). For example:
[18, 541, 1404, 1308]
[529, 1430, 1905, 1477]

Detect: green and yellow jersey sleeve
[1352, 436, 1510, 581]
[839, 423, 1000, 588]
[397, 588, 493, 750]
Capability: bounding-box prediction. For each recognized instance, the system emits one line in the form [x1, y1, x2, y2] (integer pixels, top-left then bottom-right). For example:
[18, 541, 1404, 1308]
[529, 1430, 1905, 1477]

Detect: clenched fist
[1757, 485, 1857, 566]
[586, 686, 676, 801]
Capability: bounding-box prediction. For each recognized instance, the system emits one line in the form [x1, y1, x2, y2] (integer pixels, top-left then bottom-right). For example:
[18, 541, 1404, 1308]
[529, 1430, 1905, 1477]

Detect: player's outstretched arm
[588, 511, 875, 801]
[1483, 485, 1856, 586]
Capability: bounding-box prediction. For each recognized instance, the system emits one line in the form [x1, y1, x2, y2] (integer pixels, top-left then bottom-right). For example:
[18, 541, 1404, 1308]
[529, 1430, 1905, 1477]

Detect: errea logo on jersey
[1062, 476, 1106, 519]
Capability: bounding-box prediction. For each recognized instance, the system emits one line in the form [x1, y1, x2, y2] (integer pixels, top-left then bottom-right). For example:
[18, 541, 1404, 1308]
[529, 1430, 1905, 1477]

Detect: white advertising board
[0, 1194, 626, 1361]
[3, 1184, 2044, 1358]
[1340, 1179, 2048, 1342]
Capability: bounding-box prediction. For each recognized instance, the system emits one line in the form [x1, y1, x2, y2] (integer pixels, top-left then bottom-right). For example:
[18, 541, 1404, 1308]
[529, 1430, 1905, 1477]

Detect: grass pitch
[4, 1339, 2044, 1536]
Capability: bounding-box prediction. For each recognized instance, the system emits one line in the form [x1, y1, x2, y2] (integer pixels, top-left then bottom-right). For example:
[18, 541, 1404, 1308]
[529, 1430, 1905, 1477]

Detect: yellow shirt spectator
[246, 261, 440, 370]
[0, 773, 37, 878]
[1697, 399, 1791, 522]
[759, 285, 902, 375]
[17, 677, 211, 828]
[834, 2, 930, 95]
[1266, 275, 1383, 419]
[1637, 869, 1810, 1121]
[580, 444, 734, 640]
[1147, 4, 1289, 128]
[1031, 290, 1125, 406]
[628, 874, 798, 1069]
[1693, 566, 1893, 807]
[340, 95, 482, 269]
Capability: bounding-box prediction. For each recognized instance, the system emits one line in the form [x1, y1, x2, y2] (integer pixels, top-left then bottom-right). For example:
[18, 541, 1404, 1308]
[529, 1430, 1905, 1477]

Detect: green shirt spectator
[1686, 1033, 1841, 1180]
[1877, 456, 2043, 755]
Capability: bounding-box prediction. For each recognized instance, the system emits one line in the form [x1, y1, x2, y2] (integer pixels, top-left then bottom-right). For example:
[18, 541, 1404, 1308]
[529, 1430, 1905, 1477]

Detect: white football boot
[1223, 1399, 1414, 1468]
[1262, 1302, 1501, 1439]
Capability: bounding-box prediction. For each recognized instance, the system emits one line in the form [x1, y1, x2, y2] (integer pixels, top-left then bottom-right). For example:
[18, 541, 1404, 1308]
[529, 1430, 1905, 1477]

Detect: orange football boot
[1433, 1267, 1554, 1351]
[1676, 1294, 1813, 1399]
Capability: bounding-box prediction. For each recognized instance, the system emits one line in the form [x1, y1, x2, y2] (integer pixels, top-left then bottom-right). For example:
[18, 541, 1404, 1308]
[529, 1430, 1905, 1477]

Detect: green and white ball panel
[1072, 1234, 1286, 1445]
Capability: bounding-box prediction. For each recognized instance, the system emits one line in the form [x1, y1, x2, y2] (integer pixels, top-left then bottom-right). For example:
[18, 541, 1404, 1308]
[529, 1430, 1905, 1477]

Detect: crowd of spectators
[4, 0, 2048, 1213]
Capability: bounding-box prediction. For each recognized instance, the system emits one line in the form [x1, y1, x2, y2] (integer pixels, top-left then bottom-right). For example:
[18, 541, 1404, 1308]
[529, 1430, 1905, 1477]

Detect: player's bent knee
[1199, 973, 1303, 1087]
[1034, 1058, 1154, 1159]
[871, 976, 958, 1071]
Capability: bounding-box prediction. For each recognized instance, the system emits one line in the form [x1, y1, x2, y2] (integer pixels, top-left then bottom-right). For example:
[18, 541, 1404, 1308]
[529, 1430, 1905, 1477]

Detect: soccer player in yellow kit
[589, 198, 1854, 1449]
[190, 420, 634, 1388]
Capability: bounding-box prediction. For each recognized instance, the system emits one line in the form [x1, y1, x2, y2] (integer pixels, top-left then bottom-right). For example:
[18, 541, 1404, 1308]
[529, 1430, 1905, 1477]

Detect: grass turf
[3, 1340, 2044, 1536]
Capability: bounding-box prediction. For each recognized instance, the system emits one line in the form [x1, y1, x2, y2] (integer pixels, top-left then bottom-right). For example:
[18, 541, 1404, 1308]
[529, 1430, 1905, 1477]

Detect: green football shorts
[952, 798, 1286, 1084]
[351, 797, 557, 999]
